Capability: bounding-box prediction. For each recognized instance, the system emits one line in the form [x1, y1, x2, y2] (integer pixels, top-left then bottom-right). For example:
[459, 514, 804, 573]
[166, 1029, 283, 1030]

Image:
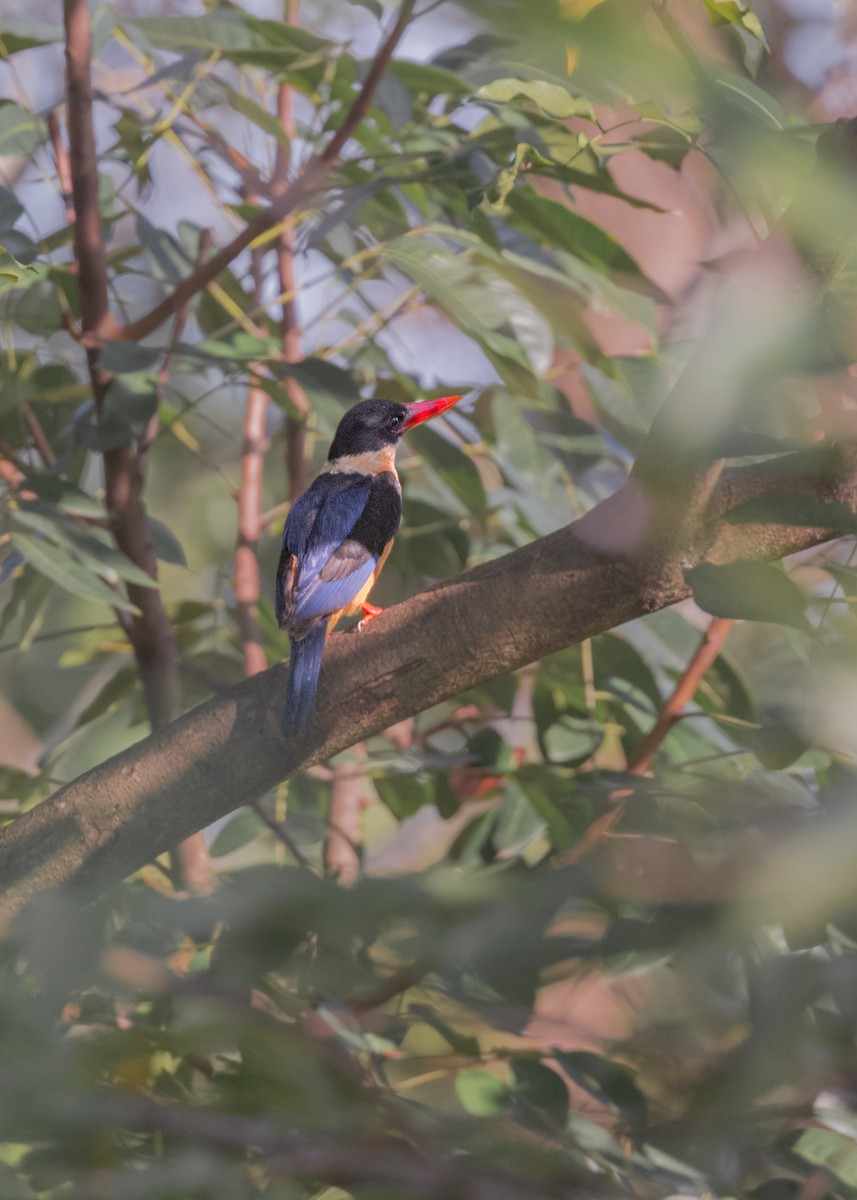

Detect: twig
[46, 110, 75, 224]
[20, 404, 57, 467]
[252, 799, 314, 870]
[114, 0, 417, 343]
[324, 745, 367, 882]
[626, 616, 735, 776]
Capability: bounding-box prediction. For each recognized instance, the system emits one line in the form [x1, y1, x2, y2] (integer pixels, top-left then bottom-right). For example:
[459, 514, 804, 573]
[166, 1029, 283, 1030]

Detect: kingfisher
[276, 394, 461, 736]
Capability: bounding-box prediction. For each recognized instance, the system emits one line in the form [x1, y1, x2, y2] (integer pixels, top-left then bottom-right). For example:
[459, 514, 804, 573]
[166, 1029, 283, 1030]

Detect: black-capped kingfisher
[276, 394, 461, 736]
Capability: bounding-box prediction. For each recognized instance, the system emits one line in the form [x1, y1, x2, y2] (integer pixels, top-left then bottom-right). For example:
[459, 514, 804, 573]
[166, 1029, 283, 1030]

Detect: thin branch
[324, 745, 367, 883]
[235, 379, 270, 676]
[626, 615, 735, 776]
[113, 0, 417, 344]
[252, 800, 314, 870]
[46, 110, 75, 225]
[235, 244, 270, 678]
[20, 403, 57, 467]
[317, 0, 417, 167]
[63, 0, 114, 347]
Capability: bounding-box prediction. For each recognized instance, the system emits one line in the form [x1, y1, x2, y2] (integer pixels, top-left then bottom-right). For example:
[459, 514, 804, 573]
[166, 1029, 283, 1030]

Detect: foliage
[2, 0, 857, 1198]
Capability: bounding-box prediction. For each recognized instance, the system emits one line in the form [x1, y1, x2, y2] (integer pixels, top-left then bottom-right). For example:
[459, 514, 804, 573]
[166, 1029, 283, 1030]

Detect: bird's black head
[327, 394, 461, 462]
[328, 399, 408, 461]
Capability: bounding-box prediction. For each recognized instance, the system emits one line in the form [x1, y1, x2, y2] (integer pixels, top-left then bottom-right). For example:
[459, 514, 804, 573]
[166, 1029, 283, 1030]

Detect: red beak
[401, 394, 462, 431]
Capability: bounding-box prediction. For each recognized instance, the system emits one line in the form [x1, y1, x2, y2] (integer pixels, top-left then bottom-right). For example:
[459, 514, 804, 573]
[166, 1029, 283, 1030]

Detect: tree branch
[114, 0, 416, 344]
[325, 745, 366, 882]
[275, 0, 311, 502]
[235, 241, 271, 678]
[1, 447, 855, 920]
[63, 0, 212, 895]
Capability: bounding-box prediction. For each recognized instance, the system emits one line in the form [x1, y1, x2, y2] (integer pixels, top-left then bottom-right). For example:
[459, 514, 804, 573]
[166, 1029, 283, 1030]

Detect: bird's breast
[322, 444, 399, 481]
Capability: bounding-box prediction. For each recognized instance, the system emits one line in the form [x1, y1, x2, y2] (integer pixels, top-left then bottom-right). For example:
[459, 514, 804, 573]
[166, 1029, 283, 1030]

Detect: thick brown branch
[115, 0, 416, 344]
[1, 449, 855, 920]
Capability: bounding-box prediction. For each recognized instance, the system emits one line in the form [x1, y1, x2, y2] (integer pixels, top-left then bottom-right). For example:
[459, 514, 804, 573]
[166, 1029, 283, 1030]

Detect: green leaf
[0, 187, 23, 231]
[477, 78, 595, 120]
[455, 1068, 510, 1116]
[510, 1059, 569, 1130]
[408, 426, 487, 519]
[710, 66, 788, 130]
[391, 60, 470, 99]
[382, 236, 531, 368]
[554, 1050, 647, 1129]
[76, 667, 139, 727]
[0, 244, 37, 282]
[31, 364, 87, 405]
[543, 716, 602, 764]
[684, 561, 809, 631]
[210, 809, 267, 857]
[0, 1160, 38, 1200]
[13, 506, 158, 589]
[0, 101, 48, 156]
[11, 533, 140, 613]
[724, 492, 857, 533]
[508, 191, 653, 289]
[795, 1127, 857, 1187]
[221, 85, 292, 148]
[0, 15, 60, 55]
[272, 359, 361, 413]
[375, 773, 432, 819]
[127, 13, 336, 73]
[11, 277, 63, 335]
[147, 517, 187, 568]
[701, 0, 768, 45]
[19, 476, 106, 518]
[102, 374, 159, 427]
[99, 341, 162, 374]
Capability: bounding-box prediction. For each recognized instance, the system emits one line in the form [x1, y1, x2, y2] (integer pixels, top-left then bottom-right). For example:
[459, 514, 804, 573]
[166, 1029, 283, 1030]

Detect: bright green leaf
[477, 77, 595, 120]
[455, 1068, 510, 1116]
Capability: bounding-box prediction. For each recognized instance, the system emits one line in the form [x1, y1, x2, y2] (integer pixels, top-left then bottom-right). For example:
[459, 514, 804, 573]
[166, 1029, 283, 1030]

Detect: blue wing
[280, 473, 377, 627]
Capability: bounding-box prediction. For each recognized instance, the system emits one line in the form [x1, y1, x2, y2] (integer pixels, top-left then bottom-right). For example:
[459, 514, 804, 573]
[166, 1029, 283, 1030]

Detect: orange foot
[357, 602, 384, 631]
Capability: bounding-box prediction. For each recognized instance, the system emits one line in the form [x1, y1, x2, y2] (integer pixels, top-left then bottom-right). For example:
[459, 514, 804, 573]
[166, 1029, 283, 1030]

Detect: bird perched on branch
[276, 394, 461, 736]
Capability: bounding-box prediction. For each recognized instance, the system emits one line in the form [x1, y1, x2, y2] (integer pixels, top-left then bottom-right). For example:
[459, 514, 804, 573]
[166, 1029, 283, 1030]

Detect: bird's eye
[390, 415, 402, 429]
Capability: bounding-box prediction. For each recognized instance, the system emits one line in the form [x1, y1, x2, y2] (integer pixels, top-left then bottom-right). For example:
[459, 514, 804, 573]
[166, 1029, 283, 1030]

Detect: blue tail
[282, 623, 326, 737]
